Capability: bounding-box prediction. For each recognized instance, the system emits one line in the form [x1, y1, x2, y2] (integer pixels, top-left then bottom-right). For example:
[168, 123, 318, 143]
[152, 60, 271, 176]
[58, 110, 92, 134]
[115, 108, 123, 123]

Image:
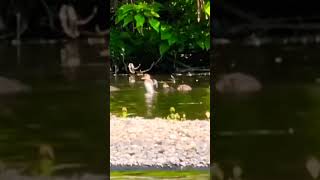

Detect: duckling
[170, 75, 176, 84]
[141, 74, 157, 94]
[26, 144, 55, 176]
[162, 82, 175, 93]
[163, 82, 170, 88]
[177, 84, 192, 92]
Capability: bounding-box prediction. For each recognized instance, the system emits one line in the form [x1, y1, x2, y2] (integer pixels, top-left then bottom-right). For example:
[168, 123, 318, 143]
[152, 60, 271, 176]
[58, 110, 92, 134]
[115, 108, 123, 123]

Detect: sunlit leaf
[196, 40, 205, 49]
[115, 14, 122, 24]
[149, 18, 160, 32]
[119, 4, 134, 14]
[134, 14, 145, 27]
[144, 11, 153, 17]
[123, 16, 134, 27]
[151, 11, 160, 18]
[204, 1, 210, 16]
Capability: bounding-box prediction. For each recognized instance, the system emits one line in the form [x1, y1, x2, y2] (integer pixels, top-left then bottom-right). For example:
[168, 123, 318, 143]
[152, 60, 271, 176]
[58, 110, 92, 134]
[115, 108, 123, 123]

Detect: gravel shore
[110, 115, 210, 169]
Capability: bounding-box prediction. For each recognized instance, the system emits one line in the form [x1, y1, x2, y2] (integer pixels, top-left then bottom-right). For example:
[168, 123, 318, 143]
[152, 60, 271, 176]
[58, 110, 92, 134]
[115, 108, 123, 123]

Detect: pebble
[110, 116, 210, 168]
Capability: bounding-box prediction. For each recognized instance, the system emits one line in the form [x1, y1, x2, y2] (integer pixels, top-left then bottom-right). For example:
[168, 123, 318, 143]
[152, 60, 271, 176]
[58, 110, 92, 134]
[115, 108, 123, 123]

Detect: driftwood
[138, 56, 163, 74]
[59, 5, 97, 38]
[175, 60, 209, 73]
[128, 63, 141, 74]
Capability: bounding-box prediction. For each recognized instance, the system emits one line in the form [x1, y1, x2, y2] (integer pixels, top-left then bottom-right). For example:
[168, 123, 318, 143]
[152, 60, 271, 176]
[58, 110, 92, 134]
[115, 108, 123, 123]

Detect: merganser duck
[141, 74, 158, 94]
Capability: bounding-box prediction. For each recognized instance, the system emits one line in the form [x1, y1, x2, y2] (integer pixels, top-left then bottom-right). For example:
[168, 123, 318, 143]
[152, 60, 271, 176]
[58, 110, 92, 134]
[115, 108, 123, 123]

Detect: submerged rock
[177, 84, 192, 92]
[215, 72, 262, 93]
[0, 77, 31, 94]
[110, 86, 119, 92]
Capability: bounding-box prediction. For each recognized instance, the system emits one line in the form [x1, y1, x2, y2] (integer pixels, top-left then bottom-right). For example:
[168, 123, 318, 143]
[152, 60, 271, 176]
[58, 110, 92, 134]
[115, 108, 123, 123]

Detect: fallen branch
[176, 67, 209, 73]
[139, 56, 162, 73]
[174, 60, 209, 73]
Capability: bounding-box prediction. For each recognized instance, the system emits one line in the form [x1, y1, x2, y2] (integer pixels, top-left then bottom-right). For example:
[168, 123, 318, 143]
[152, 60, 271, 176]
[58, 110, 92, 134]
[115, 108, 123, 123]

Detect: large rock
[215, 72, 262, 93]
[110, 86, 119, 92]
[0, 77, 31, 94]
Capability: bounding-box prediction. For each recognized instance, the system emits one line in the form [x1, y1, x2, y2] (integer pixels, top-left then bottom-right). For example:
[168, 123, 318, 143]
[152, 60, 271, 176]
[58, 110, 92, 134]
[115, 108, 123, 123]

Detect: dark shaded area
[0, 41, 108, 176]
[212, 1, 320, 180]
[0, 0, 109, 178]
[213, 0, 320, 38]
[0, 0, 109, 39]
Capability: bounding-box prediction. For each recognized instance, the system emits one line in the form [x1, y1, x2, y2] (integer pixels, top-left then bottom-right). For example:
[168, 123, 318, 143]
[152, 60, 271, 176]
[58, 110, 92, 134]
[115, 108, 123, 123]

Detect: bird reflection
[141, 74, 158, 117]
[129, 74, 136, 87]
[60, 41, 80, 81]
[306, 155, 320, 179]
[141, 74, 158, 94]
[144, 92, 156, 117]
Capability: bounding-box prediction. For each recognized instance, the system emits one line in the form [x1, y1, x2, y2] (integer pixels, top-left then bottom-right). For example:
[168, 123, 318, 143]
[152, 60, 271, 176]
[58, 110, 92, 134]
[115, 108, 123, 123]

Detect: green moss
[111, 170, 209, 179]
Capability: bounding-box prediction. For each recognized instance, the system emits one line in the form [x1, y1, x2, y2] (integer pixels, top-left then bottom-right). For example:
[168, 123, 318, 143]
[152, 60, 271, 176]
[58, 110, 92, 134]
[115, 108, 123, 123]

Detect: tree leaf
[134, 14, 145, 28]
[123, 16, 134, 27]
[161, 30, 172, 40]
[168, 35, 177, 46]
[150, 11, 160, 18]
[149, 18, 160, 32]
[196, 40, 205, 50]
[115, 13, 126, 24]
[119, 4, 134, 15]
[159, 42, 170, 55]
[204, 37, 210, 50]
[143, 11, 153, 17]
[205, 1, 210, 16]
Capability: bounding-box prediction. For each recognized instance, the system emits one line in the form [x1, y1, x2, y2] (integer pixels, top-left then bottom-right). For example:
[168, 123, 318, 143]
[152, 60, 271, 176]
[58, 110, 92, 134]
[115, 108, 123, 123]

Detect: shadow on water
[110, 74, 210, 120]
[0, 40, 106, 176]
[214, 44, 320, 180]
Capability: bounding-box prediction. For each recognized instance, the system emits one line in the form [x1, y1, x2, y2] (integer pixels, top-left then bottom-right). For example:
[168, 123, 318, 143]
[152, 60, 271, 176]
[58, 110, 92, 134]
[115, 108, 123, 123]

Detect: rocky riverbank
[110, 115, 210, 169]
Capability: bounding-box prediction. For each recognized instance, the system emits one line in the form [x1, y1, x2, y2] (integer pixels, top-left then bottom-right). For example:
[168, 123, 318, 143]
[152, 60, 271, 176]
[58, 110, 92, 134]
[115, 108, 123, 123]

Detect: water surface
[0, 40, 106, 175]
[110, 74, 210, 120]
[214, 44, 320, 180]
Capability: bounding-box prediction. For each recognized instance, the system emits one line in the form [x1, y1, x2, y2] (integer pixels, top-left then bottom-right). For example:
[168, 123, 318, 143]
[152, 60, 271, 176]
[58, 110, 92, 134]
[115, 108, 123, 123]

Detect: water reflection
[215, 44, 320, 179]
[110, 75, 209, 119]
[128, 74, 136, 86]
[144, 92, 157, 117]
[306, 156, 320, 179]
[0, 40, 106, 176]
[60, 41, 80, 81]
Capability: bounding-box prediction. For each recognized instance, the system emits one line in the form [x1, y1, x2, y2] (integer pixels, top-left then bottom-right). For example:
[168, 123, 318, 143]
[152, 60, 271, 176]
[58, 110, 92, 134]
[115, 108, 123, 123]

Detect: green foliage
[110, 0, 210, 65]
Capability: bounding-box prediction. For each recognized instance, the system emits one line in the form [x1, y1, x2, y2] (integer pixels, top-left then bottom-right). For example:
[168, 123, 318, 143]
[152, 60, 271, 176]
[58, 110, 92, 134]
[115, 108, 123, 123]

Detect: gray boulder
[216, 72, 262, 93]
[110, 86, 119, 92]
[0, 77, 31, 94]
